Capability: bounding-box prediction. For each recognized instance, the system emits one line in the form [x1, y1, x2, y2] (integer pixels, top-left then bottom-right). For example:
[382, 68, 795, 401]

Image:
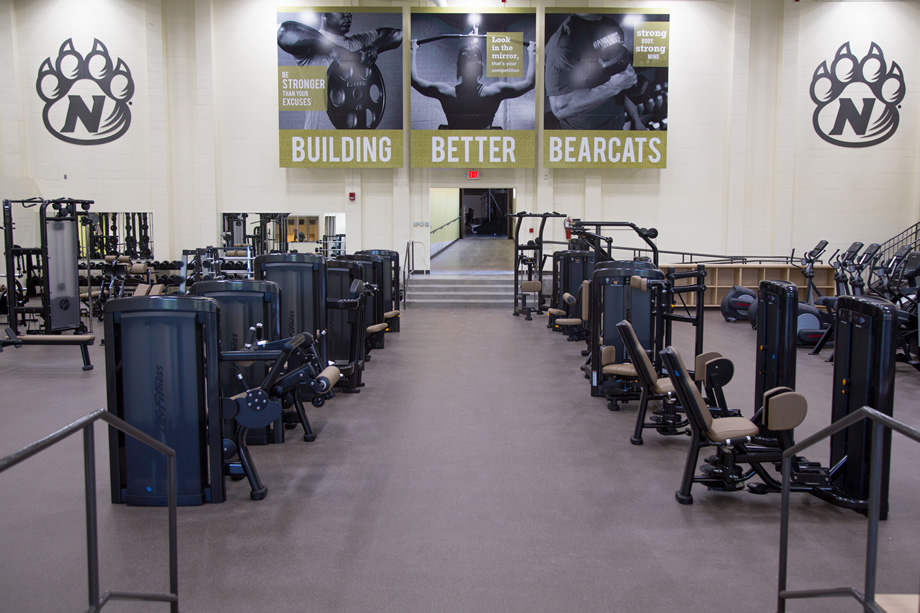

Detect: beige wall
[1, 0, 918, 267]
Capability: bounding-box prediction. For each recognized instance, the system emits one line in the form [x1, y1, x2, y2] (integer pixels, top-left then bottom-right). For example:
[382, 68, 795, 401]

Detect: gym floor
[1, 309, 918, 612]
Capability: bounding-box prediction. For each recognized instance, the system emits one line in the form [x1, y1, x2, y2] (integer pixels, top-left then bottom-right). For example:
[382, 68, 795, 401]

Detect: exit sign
[467, 170, 479, 180]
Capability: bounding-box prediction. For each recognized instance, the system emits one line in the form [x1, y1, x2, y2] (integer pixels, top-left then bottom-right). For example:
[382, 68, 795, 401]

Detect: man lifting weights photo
[277, 12, 402, 129]
[544, 13, 645, 130]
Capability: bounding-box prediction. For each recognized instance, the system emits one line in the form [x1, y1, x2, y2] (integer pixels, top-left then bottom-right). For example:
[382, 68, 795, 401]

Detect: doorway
[429, 187, 515, 273]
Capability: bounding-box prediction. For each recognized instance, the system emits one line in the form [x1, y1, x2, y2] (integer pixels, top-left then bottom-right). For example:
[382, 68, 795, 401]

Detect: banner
[544, 9, 669, 168]
[410, 9, 537, 168]
[277, 8, 403, 168]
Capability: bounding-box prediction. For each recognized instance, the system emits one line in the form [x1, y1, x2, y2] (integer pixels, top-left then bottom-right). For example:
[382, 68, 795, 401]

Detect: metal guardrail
[430, 216, 460, 236]
[596, 243, 795, 266]
[402, 240, 425, 309]
[0, 408, 179, 613]
[777, 406, 920, 613]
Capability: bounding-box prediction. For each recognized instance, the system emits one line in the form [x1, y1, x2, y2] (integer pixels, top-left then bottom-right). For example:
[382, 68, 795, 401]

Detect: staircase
[404, 273, 514, 308]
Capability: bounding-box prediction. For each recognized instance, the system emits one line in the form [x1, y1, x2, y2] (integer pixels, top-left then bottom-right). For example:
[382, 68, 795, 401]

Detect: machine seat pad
[80, 290, 101, 299]
[547, 308, 566, 316]
[384, 310, 400, 319]
[521, 281, 542, 293]
[555, 318, 582, 326]
[18, 334, 95, 345]
[707, 417, 759, 443]
[652, 378, 674, 395]
[367, 323, 388, 335]
[602, 363, 637, 377]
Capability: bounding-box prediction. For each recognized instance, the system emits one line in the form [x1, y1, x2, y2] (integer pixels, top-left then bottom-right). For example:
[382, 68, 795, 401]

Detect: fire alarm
[348, 192, 356, 201]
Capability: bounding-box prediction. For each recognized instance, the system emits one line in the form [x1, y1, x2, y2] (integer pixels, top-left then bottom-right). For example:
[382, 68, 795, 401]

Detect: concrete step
[405, 274, 517, 308]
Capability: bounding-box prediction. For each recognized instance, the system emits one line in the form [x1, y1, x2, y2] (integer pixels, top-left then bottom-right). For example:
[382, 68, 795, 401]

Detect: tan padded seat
[521, 280, 542, 293]
[706, 417, 759, 443]
[80, 290, 101, 299]
[547, 308, 566, 316]
[133, 284, 151, 296]
[765, 391, 808, 432]
[652, 378, 674, 395]
[693, 351, 723, 382]
[18, 334, 95, 345]
[384, 310, 400, 319]
[367, 323, 388, 334]
[555, 318, 582, 326]
[629, 276, 648, 291]
[603, 363, 637, 377]
[149, 284, 166, 296]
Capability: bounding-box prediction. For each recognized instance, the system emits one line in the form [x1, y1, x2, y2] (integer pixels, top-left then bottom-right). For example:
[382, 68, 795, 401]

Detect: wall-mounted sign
[36, 39, 135, 145]
[410, 8, 537, 168]
[277, 8, 404, 168]
[810, 42, 905, 148]
[543, 9, 669, 169]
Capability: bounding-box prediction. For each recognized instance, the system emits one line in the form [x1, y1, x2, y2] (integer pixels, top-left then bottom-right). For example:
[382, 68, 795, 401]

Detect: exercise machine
[255, 253, 328, 364]
[356, 249, 401, 332]
[509, 212, 567, 319]
[663, 290, 897, 517]
[326, 260, 369, 392]
[2, 198, 96, 369]
[548, 250, 595, 329]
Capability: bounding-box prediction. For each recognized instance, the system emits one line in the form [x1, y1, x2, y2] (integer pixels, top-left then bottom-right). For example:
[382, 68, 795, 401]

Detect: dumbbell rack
[180, 246, 254, 293]
[220, 247, 254, 278]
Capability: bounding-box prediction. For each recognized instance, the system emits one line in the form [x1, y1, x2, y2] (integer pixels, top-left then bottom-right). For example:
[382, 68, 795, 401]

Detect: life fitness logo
[35, 39, 135, 145]
[810, 42, 905, 148]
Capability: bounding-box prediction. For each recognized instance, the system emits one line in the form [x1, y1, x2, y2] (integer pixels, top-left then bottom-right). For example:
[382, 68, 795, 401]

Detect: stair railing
[0, 408, 179, 612]
[777, 406, 920, 613]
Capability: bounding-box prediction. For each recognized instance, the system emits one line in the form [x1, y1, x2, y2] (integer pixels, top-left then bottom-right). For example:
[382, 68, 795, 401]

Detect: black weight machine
[548, 250, 596, 329]
[326, 260, 369, 392]
[105, 295, 339, 504]
[337, 254, 389, 356]
[664, 280, 898, 518]
[2, 198, 96, 369]
[509, 212, 568, 319]
[356, 249, 401, 332]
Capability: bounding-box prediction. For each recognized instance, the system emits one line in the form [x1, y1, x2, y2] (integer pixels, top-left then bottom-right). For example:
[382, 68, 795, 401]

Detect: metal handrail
[561, 240, 797, 266]
[777, 406, 920, 613]
[0, 408, 179, 613]
[430, 216, 460, 236]
[402, 240, 425, 309]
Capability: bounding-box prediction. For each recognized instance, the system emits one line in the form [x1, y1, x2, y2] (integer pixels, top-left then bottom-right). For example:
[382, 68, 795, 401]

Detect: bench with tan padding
[555, 280, 590, 340]
[516, 279, 543, 320]
[3, 328, 95, 371]
[615, 320, 680, 444]
[662, 346, 812, 505]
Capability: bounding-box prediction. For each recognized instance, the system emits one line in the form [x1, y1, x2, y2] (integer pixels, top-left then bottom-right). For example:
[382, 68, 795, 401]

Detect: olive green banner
[543, 131, 667, 168]
[280, 130, 403, 168]
[411, 131, 535, 168]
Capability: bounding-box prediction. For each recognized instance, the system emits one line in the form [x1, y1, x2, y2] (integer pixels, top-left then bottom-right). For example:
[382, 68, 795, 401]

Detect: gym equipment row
[81, 211, 154, 260]
[104, 249, 402, 504]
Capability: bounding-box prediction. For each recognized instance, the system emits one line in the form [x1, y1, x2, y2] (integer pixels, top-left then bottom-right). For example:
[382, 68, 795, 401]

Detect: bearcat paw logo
[810, 42, 905, 148]
[36, 39, 134, 145]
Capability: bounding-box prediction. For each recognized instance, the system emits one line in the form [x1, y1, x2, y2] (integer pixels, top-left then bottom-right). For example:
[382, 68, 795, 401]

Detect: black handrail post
[777, 453, 793, 613]
[84, 425, 101, 610]
[167, 453, 179, 613]
[864, 420, 884, 606]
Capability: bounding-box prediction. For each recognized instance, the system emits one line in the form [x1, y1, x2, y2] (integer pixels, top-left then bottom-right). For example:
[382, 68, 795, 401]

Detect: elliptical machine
[748, 240, 831, 346]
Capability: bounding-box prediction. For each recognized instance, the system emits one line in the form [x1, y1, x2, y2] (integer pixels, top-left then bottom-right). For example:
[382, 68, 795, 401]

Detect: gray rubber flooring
[431, 236, 514, 273]
[1, 310, 919, 612]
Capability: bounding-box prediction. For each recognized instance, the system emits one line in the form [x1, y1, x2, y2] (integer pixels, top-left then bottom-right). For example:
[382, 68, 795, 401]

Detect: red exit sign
[467, 170, 479, 180]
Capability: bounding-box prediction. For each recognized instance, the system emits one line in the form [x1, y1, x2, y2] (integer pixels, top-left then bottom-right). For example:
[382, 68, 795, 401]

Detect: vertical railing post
[863, 421, 885, 607]
[167, 454, 179, 613]
[777, 454, 792, 613]
[83, 425, 100, 610]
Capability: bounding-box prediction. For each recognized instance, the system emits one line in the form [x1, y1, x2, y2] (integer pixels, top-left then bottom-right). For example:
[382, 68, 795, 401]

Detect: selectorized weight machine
[2, 198, 96, 369]
[509, 211, 568, 319]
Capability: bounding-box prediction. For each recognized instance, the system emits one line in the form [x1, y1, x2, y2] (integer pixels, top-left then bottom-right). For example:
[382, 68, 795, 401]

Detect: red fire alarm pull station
[349, 192, 356, 201]
[468, 170, 479, 180]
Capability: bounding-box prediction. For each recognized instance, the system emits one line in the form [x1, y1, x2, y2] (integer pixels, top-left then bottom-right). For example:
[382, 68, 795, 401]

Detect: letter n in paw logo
[810, 42, 905, 148]
[36, 39, 135, 145]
